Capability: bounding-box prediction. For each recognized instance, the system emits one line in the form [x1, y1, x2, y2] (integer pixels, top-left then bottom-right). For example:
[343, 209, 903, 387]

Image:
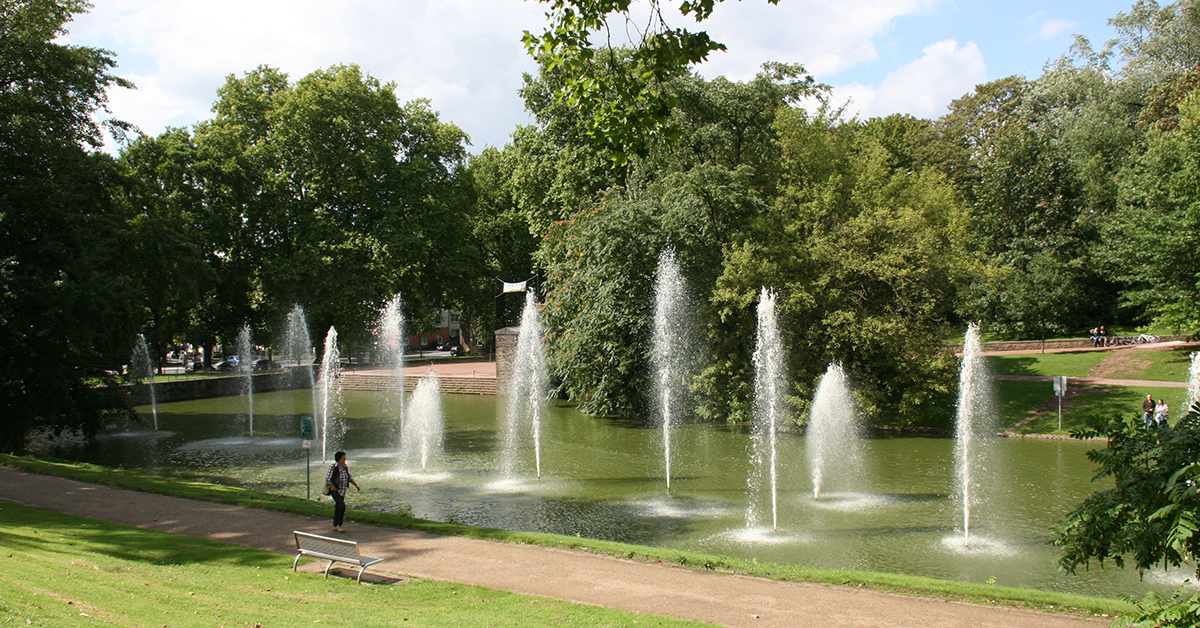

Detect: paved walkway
[0, 466, 1104, 628]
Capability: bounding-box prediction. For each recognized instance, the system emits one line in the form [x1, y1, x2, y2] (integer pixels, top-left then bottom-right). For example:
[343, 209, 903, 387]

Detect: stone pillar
[494, 326, 520, 394]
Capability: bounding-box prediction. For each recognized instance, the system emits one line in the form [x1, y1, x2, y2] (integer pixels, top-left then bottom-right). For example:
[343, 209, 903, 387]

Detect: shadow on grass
[0, 501, 282, 568]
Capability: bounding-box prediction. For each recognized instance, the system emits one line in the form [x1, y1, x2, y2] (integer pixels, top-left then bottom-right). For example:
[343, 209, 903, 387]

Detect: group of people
[1142, 394, 1170, 428]
[1089, 326, 1110, 347]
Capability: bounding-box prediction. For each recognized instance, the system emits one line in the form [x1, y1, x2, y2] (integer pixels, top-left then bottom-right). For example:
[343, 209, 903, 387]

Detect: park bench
[292, 531, 384, 583]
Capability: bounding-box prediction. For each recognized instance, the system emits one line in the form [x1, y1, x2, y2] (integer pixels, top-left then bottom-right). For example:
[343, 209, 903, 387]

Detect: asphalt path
[0, 466, 1105, 628]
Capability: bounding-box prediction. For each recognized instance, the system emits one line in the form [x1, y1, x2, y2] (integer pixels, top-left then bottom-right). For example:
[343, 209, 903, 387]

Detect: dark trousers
[332, 491, 346, 527]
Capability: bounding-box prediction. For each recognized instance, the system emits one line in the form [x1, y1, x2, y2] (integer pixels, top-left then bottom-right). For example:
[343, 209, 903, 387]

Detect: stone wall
[125, 368, 310, 405]
[494, 326, 519, 394]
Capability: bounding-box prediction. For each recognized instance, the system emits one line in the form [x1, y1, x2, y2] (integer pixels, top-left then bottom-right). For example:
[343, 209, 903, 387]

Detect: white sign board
[1053, 376, 1067, 397]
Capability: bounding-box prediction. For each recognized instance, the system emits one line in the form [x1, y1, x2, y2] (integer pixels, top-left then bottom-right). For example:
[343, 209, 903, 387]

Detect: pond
[67, 390, 1195, 599]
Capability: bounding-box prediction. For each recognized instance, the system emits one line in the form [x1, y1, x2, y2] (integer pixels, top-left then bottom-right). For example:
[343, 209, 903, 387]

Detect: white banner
[502, 281, 527, 293]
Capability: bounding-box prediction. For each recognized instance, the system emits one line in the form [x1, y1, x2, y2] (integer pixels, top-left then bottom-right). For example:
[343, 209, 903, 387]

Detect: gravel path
[0, 465, 1106, 628]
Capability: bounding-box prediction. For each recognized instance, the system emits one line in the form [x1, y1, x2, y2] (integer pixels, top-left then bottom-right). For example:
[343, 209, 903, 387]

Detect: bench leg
[356, 566, 366, 584]
[323, 560, 334, 578]
[293, 553, 302, 572]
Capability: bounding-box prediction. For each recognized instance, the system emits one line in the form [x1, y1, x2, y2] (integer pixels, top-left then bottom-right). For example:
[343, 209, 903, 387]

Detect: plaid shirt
[325, 463, 352, 496]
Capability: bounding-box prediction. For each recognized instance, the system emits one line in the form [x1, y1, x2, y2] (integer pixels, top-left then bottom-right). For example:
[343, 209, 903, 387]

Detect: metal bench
[292, 531, 384, 583]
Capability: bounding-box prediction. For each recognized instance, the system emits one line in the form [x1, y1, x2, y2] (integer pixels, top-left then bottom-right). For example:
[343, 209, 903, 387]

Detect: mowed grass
[0, 500, 711, 628]
[987, 345, 1196, 382]
[986, 351, 1109, 378]
[1008, 385, 1189, 435]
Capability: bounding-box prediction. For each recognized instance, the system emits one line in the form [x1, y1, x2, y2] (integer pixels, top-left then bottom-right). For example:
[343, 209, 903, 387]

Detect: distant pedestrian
[1143, 394, 1156, 428]
[1099, 326, 1108, 347]
[325, 451, 360, 532]
[1091, 327, 1100, 347]
[1155, 399, 1170, 426]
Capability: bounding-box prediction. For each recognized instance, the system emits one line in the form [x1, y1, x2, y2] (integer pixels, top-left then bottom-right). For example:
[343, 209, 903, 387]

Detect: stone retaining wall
[126, 369, 308, 405]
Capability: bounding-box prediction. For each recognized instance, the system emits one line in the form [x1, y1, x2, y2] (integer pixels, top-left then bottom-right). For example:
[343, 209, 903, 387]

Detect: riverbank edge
[0, 453, 1129, 621]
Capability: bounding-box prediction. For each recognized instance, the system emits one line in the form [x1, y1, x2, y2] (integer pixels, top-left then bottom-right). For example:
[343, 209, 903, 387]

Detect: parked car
[447, 344, 461, 357]
[211, 355, 240, 372]
[252, 358, 279, 371]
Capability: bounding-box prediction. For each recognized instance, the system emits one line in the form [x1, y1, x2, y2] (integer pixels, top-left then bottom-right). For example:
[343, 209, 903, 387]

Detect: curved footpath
[0, 466, 1102, 628]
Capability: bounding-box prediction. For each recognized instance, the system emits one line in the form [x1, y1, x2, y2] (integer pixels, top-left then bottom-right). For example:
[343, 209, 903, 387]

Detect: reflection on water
[65, 389, 1189, 598]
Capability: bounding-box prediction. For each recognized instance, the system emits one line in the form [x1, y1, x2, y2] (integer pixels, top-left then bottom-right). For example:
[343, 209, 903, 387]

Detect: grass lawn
[986, 351, 1109, 378]
[0, 500, 710, 628]
[1006, 384, 1188, 435]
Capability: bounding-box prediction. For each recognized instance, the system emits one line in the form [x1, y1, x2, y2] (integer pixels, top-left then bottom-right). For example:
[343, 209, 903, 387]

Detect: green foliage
[1102, 89, 1200, 332]
[712, 110, 966, 427]
[522, 0, 791, 161]
[1056, 408, 1200, 577]
[1112, 583, 1200, 627]
[0, 0, 139, 450]
[538, 193, 665, 416]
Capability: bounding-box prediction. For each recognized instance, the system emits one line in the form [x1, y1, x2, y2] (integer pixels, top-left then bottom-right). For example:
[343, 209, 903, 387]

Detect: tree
[710, 110, 967, 427]
[1055, 408, 1200, 626]
[151, 65, 475, 353]
[522, 0, 792, 161]
[1101, 89, 1200, 332]
[0, 0, 137, 449]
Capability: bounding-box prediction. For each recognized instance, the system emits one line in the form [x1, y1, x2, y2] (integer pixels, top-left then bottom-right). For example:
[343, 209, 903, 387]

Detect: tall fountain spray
[282, 305, 316, 416]
[502, 290, 549, 479]
[402, 373, 444, 471]
[955, 323, 994, 547]
[236, 324, 254, 436]
[807, 363, 862, 499]
[316, 327, 344, 462]
[1186, 352, 1200, 416]
[652, 248, 694, 491]
[131, 334, 158, 431]
[748, 288, 785, 530]
[378, 294, 407, 452]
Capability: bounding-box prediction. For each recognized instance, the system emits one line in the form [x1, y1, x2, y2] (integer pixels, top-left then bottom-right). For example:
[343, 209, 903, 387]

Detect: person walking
[324, 451, 360, 532]
[1143, 394, 1157, 428]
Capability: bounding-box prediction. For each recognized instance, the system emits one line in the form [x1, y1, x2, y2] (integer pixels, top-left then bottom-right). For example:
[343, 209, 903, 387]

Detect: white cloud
[833, 39, 987, 120]
[62, 0, 543, 150]
[1032, 18, 1077, 41]
[696, 0, 941, 81]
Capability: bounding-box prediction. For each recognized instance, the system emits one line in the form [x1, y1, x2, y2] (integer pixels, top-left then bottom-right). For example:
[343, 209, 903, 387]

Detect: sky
[59, 0, 1137, 153]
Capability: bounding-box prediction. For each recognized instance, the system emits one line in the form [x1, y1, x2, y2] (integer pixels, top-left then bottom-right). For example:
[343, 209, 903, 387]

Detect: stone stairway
[339, 372, 497, 395]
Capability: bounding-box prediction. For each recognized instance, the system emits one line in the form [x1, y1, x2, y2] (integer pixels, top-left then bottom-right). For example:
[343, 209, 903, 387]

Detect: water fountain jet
[378, 295, 408, 458]
[401, 372, 444, 471]
[807, 363, 862, 499]
[502, 290, 549, 479]
[652, 248, 694, 491]
[1186, 352, 1200, 417]
[316, 326, 344, 462]
[236, 324, 254, 436]
[131, 334, 158, 430]
[955, 323, 994, 547]
[748, 288, 785, 531]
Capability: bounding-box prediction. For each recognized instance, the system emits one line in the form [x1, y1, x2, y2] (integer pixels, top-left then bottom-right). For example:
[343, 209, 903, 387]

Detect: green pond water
[72, 389, 1195, 599]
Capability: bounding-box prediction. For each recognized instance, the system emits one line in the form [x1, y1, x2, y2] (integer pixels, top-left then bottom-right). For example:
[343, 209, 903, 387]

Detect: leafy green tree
[523, 0, 787, 160]
[1102, 89, 1200, 331]
[154, 65, 474, 353]
[1055, 409, 1200, 626]
[119, 128, 215, 366]
[0, 0, 137, 449]
[711, 110, 967, 427]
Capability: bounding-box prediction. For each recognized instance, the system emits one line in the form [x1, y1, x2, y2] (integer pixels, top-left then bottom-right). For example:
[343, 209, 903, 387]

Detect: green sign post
[300, 416, 314, 498]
